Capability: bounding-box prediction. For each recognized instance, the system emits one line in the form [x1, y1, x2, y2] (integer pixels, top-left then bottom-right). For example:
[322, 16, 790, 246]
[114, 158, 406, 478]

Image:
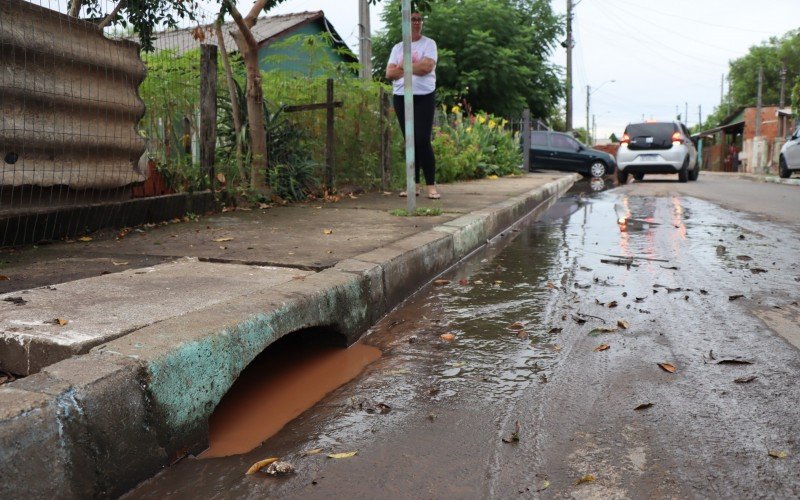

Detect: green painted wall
[257, 22, 355, 77]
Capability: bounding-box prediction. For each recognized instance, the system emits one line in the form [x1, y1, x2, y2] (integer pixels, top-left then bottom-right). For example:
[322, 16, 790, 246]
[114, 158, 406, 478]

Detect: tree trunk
[215, 23, 247, 184]
[224, 0, 269, 194]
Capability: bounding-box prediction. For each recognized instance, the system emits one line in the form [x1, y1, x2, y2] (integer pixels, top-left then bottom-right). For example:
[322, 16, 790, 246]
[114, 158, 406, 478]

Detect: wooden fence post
[200, 44, 218, 194]
[326, 78, 335, 191]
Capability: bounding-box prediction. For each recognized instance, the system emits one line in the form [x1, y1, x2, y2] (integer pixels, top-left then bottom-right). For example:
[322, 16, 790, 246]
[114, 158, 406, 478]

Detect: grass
[390, 206, 443, 217]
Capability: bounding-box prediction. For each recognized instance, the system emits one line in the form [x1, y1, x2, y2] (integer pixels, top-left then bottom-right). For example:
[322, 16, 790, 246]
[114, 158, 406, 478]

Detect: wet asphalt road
[127, 174, 800, 498]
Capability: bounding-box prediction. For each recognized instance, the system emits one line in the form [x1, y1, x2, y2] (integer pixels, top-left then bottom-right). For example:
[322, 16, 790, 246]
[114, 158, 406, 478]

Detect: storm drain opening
[201, 326, 381, 458]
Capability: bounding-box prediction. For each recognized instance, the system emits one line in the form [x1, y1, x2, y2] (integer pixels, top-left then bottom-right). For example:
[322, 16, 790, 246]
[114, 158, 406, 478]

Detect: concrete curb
[0, 175, 576, 497]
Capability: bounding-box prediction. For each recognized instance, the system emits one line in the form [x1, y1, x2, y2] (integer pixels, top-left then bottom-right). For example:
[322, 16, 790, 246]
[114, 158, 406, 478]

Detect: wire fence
[2, 0, 543, 247]
[1, 0, 400, 247]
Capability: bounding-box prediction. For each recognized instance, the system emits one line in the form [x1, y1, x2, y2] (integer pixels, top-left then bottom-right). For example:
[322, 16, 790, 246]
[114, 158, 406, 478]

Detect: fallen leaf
[494, 280, 503, 285]
[617, 320, 630, 329]
[768, 450, 788, 459]
[575, 474, 596, 485]
[634, 403, 654, 410]
[546, 281, 554, 289]
[658, 362, 676, 373]
[572, 315, 587, 325]
[535, 479, 551, 492]
[0, 275, 8, 281]
[112, 261, 128, 266]
[78, 236, 93, 242]
[750, 268, 767, 274]
[323, 229, 334, 235]
[516, 330, 528, 339]
[212, 237, 233, 242]
[433, 279, 451, 286]
[734, 375, 757, 384]
[54, 318, 68, 326]
[328, 451, 357, 459]
[440, 333, 456, 342]
[258, 203, 270, 209]
[502, 420, 521, 443]
[594, 344, 610, 352]
[3, 297, 27, 306]
[736, 255, 753, 261]
[729, 294, 745, 301]
[634, 296, 646, 303]
[302, 448, 323, 456]
[548, 327, 562, 334]
[458, 279, 469, 285]
[607, 301, 618, 308]
[508, 322, 525, 330]
[246, 457, 279, 475]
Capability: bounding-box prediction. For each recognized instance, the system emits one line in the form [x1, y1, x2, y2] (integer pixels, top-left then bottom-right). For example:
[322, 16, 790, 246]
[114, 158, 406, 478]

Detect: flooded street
[127, 177, 800, 498]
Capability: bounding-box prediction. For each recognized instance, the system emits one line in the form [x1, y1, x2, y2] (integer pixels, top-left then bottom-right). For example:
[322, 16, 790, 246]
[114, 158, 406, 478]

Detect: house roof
[143, 11, 354, 60]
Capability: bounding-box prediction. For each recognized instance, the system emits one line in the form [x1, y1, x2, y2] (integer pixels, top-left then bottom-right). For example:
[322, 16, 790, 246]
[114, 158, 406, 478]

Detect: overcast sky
[49, 0, 799, 138]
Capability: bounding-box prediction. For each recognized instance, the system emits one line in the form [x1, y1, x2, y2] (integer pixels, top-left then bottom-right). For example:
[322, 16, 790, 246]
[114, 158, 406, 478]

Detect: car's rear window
[624, 123, 677, 150]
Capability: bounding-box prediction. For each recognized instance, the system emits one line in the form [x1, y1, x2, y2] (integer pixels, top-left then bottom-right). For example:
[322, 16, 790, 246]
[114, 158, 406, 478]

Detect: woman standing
[385, 11, 440, 199]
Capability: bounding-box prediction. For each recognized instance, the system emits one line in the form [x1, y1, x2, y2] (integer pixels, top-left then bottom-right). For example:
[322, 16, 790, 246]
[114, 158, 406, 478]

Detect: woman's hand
[385, 63, 404, 81]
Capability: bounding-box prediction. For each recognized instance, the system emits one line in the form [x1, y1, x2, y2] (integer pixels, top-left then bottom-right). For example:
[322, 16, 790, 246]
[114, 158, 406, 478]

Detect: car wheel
[617, 168, 629, 185]
[779, 156, 791, 179]
[678, 157, 689, 183]
[589, 161, 606, 178]
[689, 165, 699, 181]
[633, 173, 644, 181]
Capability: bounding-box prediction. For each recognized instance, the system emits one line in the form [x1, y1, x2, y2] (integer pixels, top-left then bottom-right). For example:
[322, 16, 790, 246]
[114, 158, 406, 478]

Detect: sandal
[427, 192, 441, 199]
[399, 190, 420, 197]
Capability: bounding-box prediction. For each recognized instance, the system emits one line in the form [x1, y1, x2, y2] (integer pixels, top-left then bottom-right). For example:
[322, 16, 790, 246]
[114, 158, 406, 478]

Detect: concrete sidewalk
[0, 173, 576, 498]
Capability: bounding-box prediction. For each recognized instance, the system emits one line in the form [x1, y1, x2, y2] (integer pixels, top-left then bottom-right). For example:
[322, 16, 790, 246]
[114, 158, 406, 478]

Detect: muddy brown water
[125, 177, 800, 498]
[201, 336, 381, 458]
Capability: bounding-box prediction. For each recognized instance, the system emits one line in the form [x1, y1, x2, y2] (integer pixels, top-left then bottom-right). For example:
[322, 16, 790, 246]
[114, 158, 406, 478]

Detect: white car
[615, 121, 698, 183]
[779, 125, 800, 179]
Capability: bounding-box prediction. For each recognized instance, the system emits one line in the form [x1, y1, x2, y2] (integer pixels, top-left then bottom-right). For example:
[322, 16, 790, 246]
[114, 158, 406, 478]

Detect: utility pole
[586, 85, 590, 144]
[720, 74, 724, 112]
[565, 0, 574, 130]
[779, 64, 787, 108]
[698, 105, 702, 128]
[779, 64, 787, 136]
[684, 102, 688, 126]
[755, 66, 763, 137]
[358, 0, 373, 80]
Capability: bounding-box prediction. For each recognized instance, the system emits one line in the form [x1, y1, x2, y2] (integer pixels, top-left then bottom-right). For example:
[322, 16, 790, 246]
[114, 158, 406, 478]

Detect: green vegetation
[372, 0, 563, 120]
[699, 29, 800, 131]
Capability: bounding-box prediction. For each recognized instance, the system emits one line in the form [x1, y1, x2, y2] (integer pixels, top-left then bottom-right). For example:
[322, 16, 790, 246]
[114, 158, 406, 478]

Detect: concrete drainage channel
[0, 175, 576, 498]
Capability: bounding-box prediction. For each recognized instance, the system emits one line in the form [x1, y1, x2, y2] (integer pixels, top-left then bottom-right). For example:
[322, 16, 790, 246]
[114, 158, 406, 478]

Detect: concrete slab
[0, 259, 312, 375]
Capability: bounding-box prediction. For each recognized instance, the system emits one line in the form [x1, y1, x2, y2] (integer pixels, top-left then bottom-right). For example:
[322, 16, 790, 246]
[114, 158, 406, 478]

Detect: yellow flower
[451, 105, 461, 114]
[477, 115, 486, 124]
[466, 127, 472, 133]
[488, 119, 497, 129]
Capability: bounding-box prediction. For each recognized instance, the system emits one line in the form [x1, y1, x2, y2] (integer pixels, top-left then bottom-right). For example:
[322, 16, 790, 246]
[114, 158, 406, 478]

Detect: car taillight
[672, 132, 682, 144]
[621, 133, 630, 144]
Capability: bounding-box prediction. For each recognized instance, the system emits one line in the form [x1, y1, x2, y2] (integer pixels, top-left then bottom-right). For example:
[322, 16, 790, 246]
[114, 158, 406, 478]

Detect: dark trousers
[393, 91, 436, 185]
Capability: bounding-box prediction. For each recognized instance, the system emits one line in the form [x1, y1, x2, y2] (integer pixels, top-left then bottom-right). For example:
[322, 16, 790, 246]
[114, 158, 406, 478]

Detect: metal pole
[522, 109, 531, 172]
[326, 78, 335, 190]
[565, 0, 573, 131]
[402, 0, 415, 212]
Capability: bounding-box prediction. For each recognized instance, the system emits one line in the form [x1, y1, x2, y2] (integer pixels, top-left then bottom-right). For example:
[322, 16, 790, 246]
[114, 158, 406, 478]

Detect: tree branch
[68, 0, 82, 17]
[98, 0, 127, 29]
[223, 0, 258, 48]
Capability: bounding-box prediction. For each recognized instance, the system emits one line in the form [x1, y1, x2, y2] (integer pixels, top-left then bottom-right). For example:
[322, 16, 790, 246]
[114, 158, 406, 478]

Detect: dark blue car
[528, 131, 616, 178]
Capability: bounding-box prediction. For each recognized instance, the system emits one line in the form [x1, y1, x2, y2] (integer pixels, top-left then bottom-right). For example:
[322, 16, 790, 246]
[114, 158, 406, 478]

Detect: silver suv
[779, 125, 800, 178]
[615, 121, 698, 183]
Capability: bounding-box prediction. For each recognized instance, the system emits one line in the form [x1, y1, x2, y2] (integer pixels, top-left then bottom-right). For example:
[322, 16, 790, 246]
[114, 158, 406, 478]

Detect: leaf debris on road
[634, 403, 654, 410]
[658, 362, 677, 373]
